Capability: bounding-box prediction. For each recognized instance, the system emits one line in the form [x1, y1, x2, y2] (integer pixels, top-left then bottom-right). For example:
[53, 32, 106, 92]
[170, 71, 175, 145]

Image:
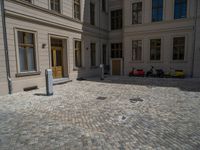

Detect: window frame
[111, 43, 123, 58]
[132, 40, 143, 62]
[171, 35, 188, 62]
[150, 38, 162, 61]
[151, 0, 164, 22]
[15, 28, 39, 75]
[49, 0, 62, 14]
[90, 43, 96, 67]
[102, 0, 106, 12]
[73, 0, 81, 20]
[90, 2, 95, 26]
[174, 0, 188, 20]
[132, 2, 143, 24]
[111, 9, 123, 30]
[74, 39, 82, 68]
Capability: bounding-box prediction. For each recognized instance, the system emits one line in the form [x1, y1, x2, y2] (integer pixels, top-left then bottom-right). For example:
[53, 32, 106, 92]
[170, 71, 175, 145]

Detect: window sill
[90, 66, 99, 69]
[170, 60, 187, 63]
[149, 60, 163, 63]
[130, 60, 144, 63]
[16, 71, 41, 77]
[73, 67, 85, 71]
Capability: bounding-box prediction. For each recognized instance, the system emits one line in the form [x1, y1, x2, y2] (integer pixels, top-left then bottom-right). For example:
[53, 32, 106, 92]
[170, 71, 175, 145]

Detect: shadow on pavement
[85, 76, 200, 92]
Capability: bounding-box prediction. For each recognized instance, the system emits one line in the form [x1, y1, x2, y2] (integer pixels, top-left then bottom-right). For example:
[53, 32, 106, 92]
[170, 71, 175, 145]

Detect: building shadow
[85, 76, 200, 92]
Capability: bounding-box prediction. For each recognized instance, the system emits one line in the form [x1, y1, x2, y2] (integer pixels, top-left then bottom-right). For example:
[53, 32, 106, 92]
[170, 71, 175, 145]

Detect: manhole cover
[96, 97, 107, 100]
[130, 98, 144, 103]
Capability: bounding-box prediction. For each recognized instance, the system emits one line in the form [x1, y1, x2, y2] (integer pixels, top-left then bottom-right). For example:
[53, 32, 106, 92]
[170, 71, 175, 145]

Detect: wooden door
[51, 48, 63, 78]
[112, 59, 121, 75]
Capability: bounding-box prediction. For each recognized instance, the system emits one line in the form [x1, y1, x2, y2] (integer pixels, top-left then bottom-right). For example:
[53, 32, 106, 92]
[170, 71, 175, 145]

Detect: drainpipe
[1, 0, 12, 94]
[191, 0, 198, 78]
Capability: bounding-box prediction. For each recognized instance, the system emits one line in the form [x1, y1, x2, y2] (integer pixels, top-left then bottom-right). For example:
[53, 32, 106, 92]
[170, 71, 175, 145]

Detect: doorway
[51, 38, 64, 79]
[112, 59, 121, 75]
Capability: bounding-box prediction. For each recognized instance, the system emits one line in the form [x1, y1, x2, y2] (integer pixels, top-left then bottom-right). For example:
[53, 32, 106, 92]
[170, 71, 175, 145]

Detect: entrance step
[53, 78, 72, 85]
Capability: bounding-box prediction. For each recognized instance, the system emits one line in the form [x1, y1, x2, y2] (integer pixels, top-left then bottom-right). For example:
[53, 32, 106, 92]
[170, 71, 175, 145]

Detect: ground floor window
[17, 31, 37, 72]
[74, 40, 82, 67]
[102, 44, 107, 65]
[132, 40, 142, 61]
[150, 39, 161, 61]
[91, 43, 96, 67]
[173, 37, 185, 60]
[111, 43, 122, 58]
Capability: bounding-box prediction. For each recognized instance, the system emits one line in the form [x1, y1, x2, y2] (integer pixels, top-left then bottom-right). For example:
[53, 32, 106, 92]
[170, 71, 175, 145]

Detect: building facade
[0, 0, 200, 95]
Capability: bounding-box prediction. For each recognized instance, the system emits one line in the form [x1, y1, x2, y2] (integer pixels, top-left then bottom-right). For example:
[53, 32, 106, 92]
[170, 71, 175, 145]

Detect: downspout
[1, 0, 12, 94]
[191, 0, 198, 77]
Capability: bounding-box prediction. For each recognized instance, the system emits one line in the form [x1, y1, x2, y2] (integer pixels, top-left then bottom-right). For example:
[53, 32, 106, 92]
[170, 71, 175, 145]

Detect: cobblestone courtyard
[0, 77, 200, 150]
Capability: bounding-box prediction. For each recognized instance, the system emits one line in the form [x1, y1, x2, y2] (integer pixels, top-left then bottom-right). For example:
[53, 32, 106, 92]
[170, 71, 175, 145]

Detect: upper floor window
[152, 0, 163, 22]
[74, 0, 81, 20]
[90, 3, 95, 25]
[74, 40, 82, 67]
[173, 37, 185, 60]
[111, 9, 122, 30]
[102, 0, 106, 12]
[150, 39, 161, 61]
[174, 0, 187, 19]
[132, 2, 142, 24]
[17, 31, 37, 72]
[111, 43, 122, 58]
[132, 40, 142, 61]
[50, 0, 61, 13]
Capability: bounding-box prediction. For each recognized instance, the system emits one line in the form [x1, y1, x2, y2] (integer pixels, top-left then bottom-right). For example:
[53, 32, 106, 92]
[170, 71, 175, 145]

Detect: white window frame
[148, 37, 164, 63]
[73, 39, 83, 69]
[172, 0, 190, 20]
[48, 0, 63, 14]
[73, 0, 81, 21]
[132, 39, 143, 62]
[150, 0, 166, 23]
[170, 34, 188, 62]
[14, 28, 39, 74]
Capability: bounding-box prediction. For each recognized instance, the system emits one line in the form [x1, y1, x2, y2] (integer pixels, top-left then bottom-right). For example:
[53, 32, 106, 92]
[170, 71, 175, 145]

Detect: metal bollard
[100, 64, 104, 80]
[45, 69, 53, 96]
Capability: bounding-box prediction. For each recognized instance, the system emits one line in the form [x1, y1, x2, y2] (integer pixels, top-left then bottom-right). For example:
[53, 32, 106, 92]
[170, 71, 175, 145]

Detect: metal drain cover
[96, 97, 107, 100]
[130, 98, 144, 103]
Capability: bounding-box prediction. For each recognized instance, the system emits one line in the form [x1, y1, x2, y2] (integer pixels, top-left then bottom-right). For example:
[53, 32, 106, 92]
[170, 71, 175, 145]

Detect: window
[50, 0, 61, 13]
[132, 40, 142, 61]
[91, 43, 96, 67]
[152, 0, 163, 22]
[132, 2, 142, 24]
[74, 0, 81, 20]
[173, 37, 185, 60]
[174, 0, 187, 19]
[102, 0, 106, 12]
[111, 9, 122, 30]
[111, 43, 122, 58]
[75, 40, 82, 67]
[102, 44, 107, 65]
[90, 3, 95, 25]
[150, 39, 161, 60]
[17, 31, 37, 72]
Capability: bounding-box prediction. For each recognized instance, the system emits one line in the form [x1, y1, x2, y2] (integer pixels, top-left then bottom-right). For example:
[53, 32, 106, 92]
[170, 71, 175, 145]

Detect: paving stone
[0, 77, 200, 149]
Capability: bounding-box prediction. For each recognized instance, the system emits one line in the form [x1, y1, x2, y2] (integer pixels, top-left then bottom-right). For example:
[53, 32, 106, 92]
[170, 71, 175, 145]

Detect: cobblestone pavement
[0, 77, 200, 150]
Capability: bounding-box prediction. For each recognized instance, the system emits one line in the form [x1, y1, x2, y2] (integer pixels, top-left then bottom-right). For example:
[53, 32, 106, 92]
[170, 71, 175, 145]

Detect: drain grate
[96, 97, 107, 100]
[130, 98, 144, 103]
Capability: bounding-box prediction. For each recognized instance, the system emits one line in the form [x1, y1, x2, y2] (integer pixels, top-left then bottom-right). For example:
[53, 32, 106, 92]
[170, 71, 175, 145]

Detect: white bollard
[100, 64, 104, 80]
[45, 69, 53, 96]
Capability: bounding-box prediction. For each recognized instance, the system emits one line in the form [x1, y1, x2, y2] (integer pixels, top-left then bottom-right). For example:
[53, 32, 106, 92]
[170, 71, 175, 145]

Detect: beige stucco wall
[123, 0, 196, 76]
[193, 0, 200, 78]
[0, 1, 8, 95]
[2, 0, 109, 94]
